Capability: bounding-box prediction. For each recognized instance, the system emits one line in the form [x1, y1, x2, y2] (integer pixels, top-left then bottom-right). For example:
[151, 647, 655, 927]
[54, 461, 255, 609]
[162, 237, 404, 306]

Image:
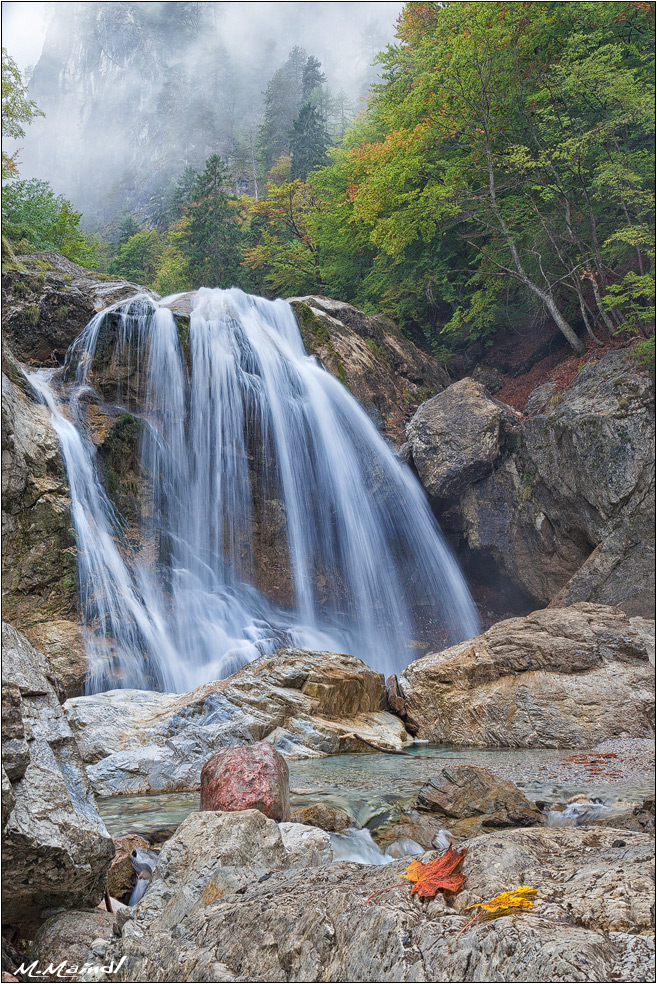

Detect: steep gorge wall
[403, 354, 655, 618]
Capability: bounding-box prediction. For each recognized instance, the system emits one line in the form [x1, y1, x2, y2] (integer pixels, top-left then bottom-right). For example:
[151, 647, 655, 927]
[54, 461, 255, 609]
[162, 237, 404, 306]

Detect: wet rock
[21, 619, 88, 699]
[1, 368, 77, 629]
[108, 834, 153, 902]
[77, 826, 654, 983]
[401, 378, 520, 506]
[117, 810, 289, 927]
[65, 649, 411, 796]
[289, 803, 352, 832]
[372, 809, 453, 853]
[405, 351, 655, 617]
[385, 673, 407, 718]
[399, 604, 655, 747]
[30, 909, 115, 982]
[2, 252, 152, 365]
[592, 795, 655, 835]
[1, 623, 114, 932]
[288, 296, 449, 445]
[416, 766, 543, 836]
[200, 741, 290, 821]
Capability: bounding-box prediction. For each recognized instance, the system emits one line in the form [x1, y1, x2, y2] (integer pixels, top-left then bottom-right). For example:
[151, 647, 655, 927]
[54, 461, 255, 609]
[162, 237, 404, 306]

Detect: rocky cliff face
[22, 3, 244, 226]
[289, 296, 449, 446]
[403, 350, 655, 618]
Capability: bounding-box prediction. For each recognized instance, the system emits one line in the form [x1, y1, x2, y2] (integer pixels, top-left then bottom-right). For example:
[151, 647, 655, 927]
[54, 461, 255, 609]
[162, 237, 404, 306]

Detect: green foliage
[274, 1, 655, 352]
[630, 335, 655, 376]
[2, 178, 98, 264]
[108, 229, 163, 285]
[2, 47, 44, 179]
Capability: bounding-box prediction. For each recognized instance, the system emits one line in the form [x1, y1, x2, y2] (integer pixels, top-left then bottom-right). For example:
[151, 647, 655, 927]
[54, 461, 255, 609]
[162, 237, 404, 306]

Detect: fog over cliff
[3, 1, 404, 232]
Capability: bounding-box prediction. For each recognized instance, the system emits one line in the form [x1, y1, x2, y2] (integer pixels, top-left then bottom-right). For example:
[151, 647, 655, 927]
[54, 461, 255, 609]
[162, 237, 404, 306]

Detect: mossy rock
[98, 413, 145, 525]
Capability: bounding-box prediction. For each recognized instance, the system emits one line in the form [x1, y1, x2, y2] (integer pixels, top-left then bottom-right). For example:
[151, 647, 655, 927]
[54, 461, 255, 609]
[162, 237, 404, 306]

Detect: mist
[2, 1, 405, 233]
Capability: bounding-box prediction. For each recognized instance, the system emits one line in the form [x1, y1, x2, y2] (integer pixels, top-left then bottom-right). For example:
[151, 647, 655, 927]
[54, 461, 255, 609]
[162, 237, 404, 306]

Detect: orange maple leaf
[401, 845, 468, 900]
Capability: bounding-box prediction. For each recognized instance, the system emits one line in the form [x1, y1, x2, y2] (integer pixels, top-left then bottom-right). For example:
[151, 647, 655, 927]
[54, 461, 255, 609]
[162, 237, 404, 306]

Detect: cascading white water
[31, 287, 479, 693]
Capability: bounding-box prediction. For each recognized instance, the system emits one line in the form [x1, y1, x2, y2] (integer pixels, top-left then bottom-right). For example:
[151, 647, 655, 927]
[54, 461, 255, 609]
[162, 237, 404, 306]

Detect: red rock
[200, 741, 290, 821]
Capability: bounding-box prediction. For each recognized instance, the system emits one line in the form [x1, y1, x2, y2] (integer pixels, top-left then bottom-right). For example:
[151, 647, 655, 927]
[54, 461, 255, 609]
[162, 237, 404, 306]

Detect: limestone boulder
[1, 623, 114, 932]
[399, 604, 655, 747]
[64, 649, 411, 796]
[416, 766, 543, 836]
[29, 909, 115, 982]
[200, 741, 290, 821]
[77, 826, 654, 982]
[278, 822, 333, 867]
[21, 619, 88, 699]
[404, 350, 655, 617]
[401, 377, 520, 505]
[290, 802, 352, 832]
[372, 809, 453, 853]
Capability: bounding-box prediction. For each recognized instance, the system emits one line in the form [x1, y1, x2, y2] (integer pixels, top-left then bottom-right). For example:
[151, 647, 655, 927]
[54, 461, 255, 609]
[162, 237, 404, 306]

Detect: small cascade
[329, 828, 395, 865]
[32, 287, 479, 692]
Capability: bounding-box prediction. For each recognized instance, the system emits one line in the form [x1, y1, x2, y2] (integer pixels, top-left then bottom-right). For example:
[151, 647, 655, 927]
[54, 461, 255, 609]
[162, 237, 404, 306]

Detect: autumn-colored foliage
[456, 886, 538, 938]
[401, 845, 468, 900]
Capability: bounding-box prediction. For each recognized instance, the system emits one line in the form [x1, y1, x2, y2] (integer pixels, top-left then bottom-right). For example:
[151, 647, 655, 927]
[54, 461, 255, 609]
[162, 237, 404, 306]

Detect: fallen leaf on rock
[456, 886, 538, 939]
[401, 845, 468, 900]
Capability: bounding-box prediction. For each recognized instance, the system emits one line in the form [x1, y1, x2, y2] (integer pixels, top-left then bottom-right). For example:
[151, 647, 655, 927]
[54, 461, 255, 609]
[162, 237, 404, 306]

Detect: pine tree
[256, 47, 308, 176]
[290, 104, 329, 181]
[302, 56, 326, 103]
[180, 154, 243, 288]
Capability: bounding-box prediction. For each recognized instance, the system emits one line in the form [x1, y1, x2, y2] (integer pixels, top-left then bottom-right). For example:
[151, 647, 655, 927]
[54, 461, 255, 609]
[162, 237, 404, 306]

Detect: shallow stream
[97, 744, 653, 840]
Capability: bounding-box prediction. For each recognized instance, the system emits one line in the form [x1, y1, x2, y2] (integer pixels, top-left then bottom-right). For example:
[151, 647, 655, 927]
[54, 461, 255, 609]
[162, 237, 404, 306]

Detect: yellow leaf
[466, 886, 537, 913]
[456, 886, 537, 940]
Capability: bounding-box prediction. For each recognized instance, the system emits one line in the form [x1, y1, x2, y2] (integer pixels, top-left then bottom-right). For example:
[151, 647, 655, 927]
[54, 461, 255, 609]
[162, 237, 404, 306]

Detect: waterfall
[30, 287, 479, 693]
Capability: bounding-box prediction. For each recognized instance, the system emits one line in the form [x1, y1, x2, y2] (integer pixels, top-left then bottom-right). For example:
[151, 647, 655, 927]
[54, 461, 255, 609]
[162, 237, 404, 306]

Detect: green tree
[2, 47, 44, 179]
[2, 177, 97, 264]
[290, 104, 330, 181]
[242, 156, 324, 296]
[328, 1, 654, 350]
[108, 229, 163, 285]
[301, 55, 326, 103]
[117, 216, 140, 245]
[179, 154, 244, 287]
[257, 47, 308, 177]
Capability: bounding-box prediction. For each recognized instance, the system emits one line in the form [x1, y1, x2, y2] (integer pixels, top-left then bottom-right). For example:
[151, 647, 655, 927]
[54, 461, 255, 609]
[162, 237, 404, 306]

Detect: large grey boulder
[403, 350, 655, 616]
[64, 649, 411, 796]
[400, 377, 520, 504]
[78, 825, 654, 982]
[29, 909, 116, 982]
[399, 604, 655, 747]
[1, 623, 115, 932]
